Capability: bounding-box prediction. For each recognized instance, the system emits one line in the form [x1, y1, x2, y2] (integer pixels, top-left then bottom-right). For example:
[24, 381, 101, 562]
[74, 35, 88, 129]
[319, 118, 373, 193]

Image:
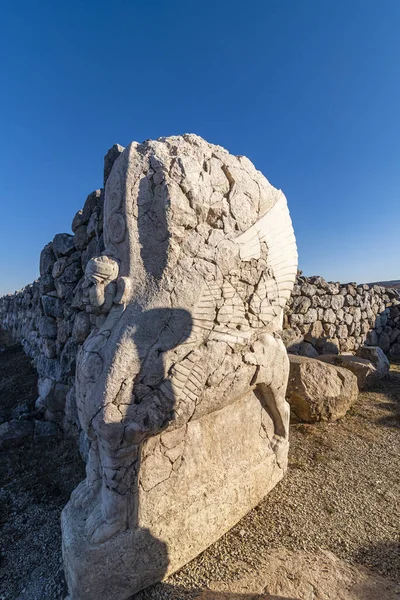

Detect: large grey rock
[10, 404, 30, 420]
[72, 311, 91, 343]
[38, 316, 57, 339]
[53, 233, 75, 257]
[39, 242, 56, 276]
[73, 225, 88, 251]
[356, 346, 390, 378]
[316, 354, 378, 390]
[389, 342, 400, 359]
[286, 355, 358, 422]
[378, 331, 391, 353]
[62, 134, 298, 600]
[42, 294, 64, 319]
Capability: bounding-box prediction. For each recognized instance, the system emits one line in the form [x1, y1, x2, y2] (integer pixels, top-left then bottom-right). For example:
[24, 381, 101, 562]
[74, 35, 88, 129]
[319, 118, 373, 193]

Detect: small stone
[39, 243, 56, 276]
[10, 404, 30, 420]
[0, 420, 33, 449]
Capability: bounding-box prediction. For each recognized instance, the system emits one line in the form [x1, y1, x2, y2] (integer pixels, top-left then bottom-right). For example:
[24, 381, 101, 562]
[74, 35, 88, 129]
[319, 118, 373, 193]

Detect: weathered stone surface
[72, 311, 91, 343]
[304, 320, 323, 344]
[316, 354, 378, 390]
[33, 419, 59, 441]
[61, 134, 298, 599]
[39, 242, 56, 276]
[10, 404, 30, 420]
[356, 346, 390, 379]
[42, 294, 64, 319]
[0, 419, 33, 449]
[378, 331, 391, 352]
[73, 225, 88, 251]
[38, 316, 57, 339]
[286, 355, 358, 422]
[104, 144, 125, 186]
[53, 233, 75, 257]
[389, 342, 400, 359]
[281, 327, 303, 350]
[295, 341, 319, 358]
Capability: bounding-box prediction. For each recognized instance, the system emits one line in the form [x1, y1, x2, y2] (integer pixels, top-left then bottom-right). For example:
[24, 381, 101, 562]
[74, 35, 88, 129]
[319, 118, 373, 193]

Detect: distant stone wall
[0, 145, 124, 432]
[283, 274, 400, 359]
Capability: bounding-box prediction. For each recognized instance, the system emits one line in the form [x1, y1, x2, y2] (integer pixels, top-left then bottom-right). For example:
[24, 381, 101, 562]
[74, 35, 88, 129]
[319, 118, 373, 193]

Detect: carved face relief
[82, 256, 119, 314]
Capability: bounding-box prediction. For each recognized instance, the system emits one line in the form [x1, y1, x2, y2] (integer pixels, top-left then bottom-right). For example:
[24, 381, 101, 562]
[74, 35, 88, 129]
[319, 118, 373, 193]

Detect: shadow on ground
[353, 541, 400, 581]
[0, 330, 85, 599]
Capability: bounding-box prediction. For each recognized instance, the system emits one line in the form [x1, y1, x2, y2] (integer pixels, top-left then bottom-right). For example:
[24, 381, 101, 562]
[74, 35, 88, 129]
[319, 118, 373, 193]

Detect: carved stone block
[61, 134, 298, 599]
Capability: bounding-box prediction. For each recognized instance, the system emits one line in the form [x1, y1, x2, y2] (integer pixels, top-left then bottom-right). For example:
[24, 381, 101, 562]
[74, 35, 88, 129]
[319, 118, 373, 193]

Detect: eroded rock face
[356, 346, 390, 379]
[316, 354, 379, 390]
[286, 354, 358, 422]
[61, 134, 298, 599]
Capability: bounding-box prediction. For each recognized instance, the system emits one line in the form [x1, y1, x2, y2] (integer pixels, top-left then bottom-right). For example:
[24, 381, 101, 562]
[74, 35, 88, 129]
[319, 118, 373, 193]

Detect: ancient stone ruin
[0, 135, 298, 599]
[1, 134, 399, 599]
[284, 274, 400, 358]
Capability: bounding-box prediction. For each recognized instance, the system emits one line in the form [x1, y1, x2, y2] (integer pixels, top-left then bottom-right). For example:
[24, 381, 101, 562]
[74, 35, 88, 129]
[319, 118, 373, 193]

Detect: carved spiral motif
[106, 169, 123, 214]
[108, 214, 126, 244]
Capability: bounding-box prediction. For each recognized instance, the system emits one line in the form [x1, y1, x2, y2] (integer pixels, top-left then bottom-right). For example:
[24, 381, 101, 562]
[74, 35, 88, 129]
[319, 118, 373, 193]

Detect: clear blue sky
[1, 0, 399, 295]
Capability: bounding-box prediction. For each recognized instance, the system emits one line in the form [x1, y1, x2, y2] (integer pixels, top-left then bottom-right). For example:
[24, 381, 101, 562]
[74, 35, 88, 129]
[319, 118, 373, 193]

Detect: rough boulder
[286, 354, 358, 422]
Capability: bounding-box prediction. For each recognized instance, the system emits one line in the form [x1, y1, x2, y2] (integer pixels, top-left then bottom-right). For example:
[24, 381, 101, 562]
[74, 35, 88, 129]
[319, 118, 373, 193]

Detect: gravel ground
[138, 364, 400, 599]
[0, 328, 398, 599]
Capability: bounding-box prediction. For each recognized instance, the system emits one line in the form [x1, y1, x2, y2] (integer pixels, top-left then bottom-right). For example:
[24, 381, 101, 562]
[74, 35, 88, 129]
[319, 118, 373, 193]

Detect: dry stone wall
[283, 274, 400, 359]
[0, 144, 124, 435]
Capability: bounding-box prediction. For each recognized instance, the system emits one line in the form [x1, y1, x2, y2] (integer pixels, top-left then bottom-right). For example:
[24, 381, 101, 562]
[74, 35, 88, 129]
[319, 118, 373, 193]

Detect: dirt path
[0, 329, 398, 599]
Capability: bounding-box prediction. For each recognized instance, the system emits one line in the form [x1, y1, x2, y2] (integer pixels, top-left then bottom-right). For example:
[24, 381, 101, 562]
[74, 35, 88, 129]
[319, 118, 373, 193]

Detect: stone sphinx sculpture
[62, 134, 298, 599]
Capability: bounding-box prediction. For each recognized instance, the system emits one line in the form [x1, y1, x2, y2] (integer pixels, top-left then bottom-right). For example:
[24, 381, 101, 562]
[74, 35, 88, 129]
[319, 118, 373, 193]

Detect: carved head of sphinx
[82, 255, 119, 314]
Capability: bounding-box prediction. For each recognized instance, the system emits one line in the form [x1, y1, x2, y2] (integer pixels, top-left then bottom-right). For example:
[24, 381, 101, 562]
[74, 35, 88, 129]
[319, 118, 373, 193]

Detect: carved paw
[71, 479, 100, 509]
[271, 434, 288, 467]
[85, 504, 125, 544]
